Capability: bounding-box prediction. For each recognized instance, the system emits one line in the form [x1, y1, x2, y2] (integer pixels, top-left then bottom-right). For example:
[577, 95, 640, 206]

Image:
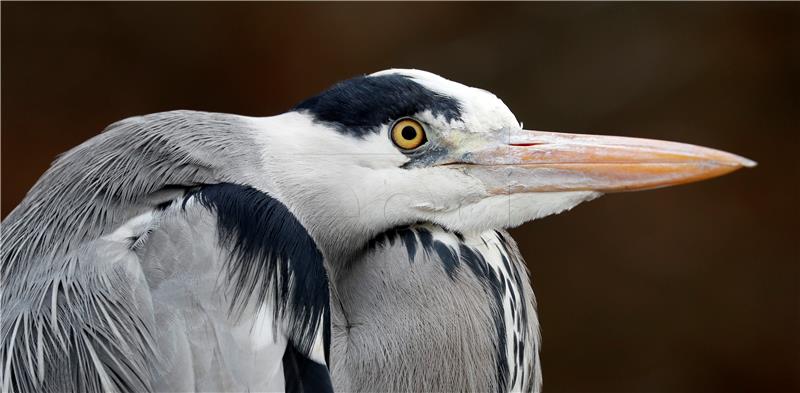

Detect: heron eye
[391, 119, 427, 150]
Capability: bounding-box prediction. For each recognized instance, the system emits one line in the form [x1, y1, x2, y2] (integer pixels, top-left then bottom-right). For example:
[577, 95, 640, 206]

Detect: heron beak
[456, 129, 756, 194]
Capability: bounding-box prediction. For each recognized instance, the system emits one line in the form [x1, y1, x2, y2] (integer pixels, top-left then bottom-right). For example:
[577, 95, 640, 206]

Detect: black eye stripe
[292, 74, 462, 138]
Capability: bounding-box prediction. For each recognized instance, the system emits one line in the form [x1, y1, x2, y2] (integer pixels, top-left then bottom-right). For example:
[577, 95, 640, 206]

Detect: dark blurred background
[2, 3, 798, 392]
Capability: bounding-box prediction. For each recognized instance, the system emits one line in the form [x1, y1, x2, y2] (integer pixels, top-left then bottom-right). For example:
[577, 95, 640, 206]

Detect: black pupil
[401, 126, 418, 140]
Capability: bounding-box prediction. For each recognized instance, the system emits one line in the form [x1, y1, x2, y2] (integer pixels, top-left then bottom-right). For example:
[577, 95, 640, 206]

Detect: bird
[0, 69, 754, 393]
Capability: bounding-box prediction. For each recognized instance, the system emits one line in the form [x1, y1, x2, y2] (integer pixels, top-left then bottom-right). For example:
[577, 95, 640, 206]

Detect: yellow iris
[391, 119, 426, 150]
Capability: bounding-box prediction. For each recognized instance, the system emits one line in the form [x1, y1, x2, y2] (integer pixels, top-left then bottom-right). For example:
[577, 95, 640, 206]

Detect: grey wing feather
[1, 197, 322, 393]
[1, 111, 330, 392]
[1, 216, 159, 393]
[140, 200, 291, 392]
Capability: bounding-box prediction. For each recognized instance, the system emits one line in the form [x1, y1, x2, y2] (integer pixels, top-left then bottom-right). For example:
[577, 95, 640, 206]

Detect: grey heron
[1, 69, 754, 393]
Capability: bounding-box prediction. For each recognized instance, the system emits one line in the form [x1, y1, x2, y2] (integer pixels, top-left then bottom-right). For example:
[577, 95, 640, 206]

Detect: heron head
[253, 69, 754, 251]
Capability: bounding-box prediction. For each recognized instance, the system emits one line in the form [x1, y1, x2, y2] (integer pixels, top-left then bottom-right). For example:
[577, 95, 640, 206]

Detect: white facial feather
[250, 113, 477, 239]
[423, 191, 602, 233]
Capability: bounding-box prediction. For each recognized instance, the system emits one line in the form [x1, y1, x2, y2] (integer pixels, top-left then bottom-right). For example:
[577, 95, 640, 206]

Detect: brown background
[2, 3, 798, 392]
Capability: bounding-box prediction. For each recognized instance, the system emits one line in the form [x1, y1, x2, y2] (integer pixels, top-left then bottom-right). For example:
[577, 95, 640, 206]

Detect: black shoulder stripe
[282, 343, 333, 393]
[323, 305, 331, 366]
[188, 183, 329, 356]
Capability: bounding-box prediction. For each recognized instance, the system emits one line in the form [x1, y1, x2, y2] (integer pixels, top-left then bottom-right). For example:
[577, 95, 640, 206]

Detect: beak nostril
[509, 143, 543, 147]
